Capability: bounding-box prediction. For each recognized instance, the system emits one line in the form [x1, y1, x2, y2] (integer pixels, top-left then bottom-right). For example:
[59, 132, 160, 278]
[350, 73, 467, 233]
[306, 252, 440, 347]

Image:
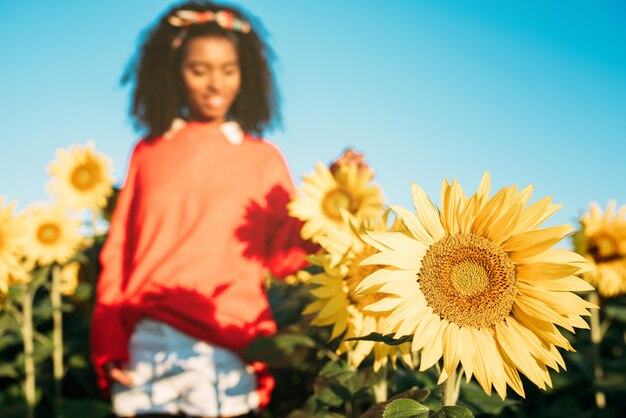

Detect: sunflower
[22, 204, 83, 266]
[574, 200, 626, 297]
[356, 173, 595, 399]
[302, 216, 413, 371]
[288, 161, 384, 254]
[47, 141, 114, 212]
[0, 198, 30, 290]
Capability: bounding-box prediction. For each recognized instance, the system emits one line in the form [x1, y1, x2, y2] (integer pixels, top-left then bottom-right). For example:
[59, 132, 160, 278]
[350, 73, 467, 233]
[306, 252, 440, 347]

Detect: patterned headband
[168, 10, 251, 32]
[168, 10, 251, 49]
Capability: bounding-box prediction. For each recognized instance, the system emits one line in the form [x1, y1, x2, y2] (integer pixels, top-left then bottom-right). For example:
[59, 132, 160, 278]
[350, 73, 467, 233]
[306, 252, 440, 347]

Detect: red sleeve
[90, 144, 140, 393]
[263, 146, 318, 278]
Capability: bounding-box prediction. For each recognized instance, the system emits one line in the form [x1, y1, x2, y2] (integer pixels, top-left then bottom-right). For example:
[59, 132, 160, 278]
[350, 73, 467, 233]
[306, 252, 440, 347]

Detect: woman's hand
[104, 361, 133, 386]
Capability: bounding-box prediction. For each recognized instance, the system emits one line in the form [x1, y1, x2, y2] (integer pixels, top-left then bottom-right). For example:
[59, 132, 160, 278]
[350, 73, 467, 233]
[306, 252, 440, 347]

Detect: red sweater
[91, 122, 310, 408]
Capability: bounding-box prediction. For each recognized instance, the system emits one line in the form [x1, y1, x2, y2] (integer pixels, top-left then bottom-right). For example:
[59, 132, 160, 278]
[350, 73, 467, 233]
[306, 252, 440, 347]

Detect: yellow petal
[505, 225, 574, 260]
[390, 204, 434, 245]
[420, 318, 446, 371]
[411, 182, 445, 240]
[364, 231, 429, 256]
[364, 296, 404, 313]
[517, 262, 582, 281]
[361, 251, 422, 270]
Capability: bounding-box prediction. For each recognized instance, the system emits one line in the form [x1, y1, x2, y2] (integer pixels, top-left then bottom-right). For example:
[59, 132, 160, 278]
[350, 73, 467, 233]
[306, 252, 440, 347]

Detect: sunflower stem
[21, 284, 36, 418]
[441, 367, 460, 407]
[373, 366, 388, 403]
[589, 291, 606, 409]
[51, 264, 64, 406]
[412, 351, 419, 370]
[455, 367, 464, 394]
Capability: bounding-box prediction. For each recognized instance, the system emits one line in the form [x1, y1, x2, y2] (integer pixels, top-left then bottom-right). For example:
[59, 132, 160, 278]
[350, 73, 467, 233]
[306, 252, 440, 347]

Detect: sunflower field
[1, 143, 625, 418]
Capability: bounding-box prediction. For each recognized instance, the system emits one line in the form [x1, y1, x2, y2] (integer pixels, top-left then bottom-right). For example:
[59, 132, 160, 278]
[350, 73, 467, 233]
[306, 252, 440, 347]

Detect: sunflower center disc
[419, 233, 517, 328]
[71, 165, 97, 191]
[450, 260, 490, 297]
[322, 189, 352, 221]
[37, 223, 61, 245]
[589, 234, 621, 263]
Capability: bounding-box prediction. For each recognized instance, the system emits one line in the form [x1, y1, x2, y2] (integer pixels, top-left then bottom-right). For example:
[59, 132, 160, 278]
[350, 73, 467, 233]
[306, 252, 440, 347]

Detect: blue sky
[1, 0, 625, 232]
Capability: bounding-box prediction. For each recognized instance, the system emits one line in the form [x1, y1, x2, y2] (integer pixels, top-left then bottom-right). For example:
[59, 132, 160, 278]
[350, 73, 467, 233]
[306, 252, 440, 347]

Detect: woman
[91, 2, 312, 417]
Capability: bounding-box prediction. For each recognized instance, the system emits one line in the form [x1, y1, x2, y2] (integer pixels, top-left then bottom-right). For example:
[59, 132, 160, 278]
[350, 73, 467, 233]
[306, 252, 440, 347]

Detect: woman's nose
[207, 72, 223, 91]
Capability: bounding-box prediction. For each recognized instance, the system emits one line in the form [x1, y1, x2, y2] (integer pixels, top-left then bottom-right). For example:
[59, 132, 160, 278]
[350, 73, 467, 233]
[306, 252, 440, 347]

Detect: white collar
[219, 121, 244, 145]
[163, 118, 244, 146]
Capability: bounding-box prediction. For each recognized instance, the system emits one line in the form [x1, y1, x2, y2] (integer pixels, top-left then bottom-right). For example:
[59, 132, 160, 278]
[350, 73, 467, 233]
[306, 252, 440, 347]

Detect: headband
[169, 10, 251, 31]
[168, 10, 250, 49]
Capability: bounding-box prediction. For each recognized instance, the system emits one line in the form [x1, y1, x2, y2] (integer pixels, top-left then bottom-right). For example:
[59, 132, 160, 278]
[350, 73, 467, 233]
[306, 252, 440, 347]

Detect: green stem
[412, 350, 419, 370]
[51, 264, 64, 406]
[373, 366, 388, 403]
[589, 291, 606, 409]
[441, 367, 460, 407]
[21, 285, 36, 418]
[346, 348, 353, 367]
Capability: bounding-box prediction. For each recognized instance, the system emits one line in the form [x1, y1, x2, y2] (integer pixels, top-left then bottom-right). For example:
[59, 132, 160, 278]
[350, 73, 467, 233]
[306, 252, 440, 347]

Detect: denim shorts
[111, 317, 259, 417]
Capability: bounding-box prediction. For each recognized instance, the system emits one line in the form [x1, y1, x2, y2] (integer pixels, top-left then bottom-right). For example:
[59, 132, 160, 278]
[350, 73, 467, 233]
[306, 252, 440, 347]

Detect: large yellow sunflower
[0, 198, 29, 291]
[574, 200, 626, 297]
[22, 204, 83, 266]
[47, 141, 114, 212]
[288, 161, 384, 254]
[302, 216, 413, 371]
[356, 173, 595, 399]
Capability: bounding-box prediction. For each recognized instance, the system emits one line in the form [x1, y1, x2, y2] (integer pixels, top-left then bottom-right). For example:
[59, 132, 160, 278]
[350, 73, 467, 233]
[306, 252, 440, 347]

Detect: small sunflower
[357, 173, 595, 399]
[47, 141, 114, 212]
[0, 198, 29, 288]
[574, 200, 626, 297]
[288, 161, 384, 254]
[22, 204, 83, 266]
[302, 216, 413, 371]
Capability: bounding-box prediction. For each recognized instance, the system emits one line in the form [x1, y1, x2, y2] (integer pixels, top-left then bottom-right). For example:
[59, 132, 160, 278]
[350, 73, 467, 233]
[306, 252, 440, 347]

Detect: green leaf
[313, 378, 349, 407]
[361, 402, 387, 418]
[390, 387, 431, 403]
[0, 363, 18, 379]
[0, 312, 21, 335]
[345, 332, 413, 345]
[382, 399, 429, 418]
[0, 330, 21, 352]
[29, 265, 51, 290]
[68, 354, 89, 369]
[32, 297, 53, 322]
[431, 406, 475, 418]
[313, 373, 354, 406]
[72, 282, 93, 302]
[313, 360, 373, 407]
[319, 359, 350, 378]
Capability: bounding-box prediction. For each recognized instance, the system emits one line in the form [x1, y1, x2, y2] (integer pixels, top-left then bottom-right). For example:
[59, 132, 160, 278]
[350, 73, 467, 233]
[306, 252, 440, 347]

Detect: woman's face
[181, 36, 241, 123]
